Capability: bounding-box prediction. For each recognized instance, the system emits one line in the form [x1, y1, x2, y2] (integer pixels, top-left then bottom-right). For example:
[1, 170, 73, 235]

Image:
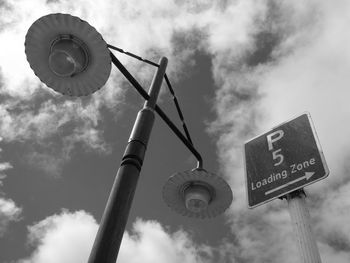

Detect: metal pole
[286, 190, 322, 263]
[88, 57, 168, 263]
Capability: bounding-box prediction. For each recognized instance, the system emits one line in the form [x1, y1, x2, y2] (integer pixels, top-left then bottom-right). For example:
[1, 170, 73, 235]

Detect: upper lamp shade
[25, 13, 111, 96]
[162, 168, 233, 219]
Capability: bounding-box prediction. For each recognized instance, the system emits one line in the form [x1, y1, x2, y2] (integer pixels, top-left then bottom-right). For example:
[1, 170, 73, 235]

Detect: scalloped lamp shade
[163, 169, 233, 219]
[25, 13, 111, 97]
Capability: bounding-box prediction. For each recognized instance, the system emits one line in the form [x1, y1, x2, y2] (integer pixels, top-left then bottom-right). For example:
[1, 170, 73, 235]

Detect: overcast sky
[0, 0, 350, 262]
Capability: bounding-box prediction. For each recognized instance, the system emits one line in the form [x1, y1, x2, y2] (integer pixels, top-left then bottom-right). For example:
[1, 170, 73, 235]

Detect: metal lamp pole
[88, 57, 168, 263]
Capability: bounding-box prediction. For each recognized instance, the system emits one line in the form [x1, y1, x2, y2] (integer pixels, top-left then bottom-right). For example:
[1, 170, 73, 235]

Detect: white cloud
[0, 96, 114, 176]
[0, 162, 12, 185]
[0, 139, 19, 237]
[0, 198, 22, 237]
[316, 182, 350, 254]
[119, 219, 213, 263]
[17, 211, 213, 263]
[318, 242, 350, 263]
[0, 162, 12, 172]
[0, 137, 13, 182]
[17, 210, 98, 263]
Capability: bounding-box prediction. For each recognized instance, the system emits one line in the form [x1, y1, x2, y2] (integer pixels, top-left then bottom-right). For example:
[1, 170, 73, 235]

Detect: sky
[0, 0, 350, 262]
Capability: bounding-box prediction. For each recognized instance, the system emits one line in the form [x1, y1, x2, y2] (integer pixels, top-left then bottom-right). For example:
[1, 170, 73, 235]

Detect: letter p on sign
[267, 130, 284, 150]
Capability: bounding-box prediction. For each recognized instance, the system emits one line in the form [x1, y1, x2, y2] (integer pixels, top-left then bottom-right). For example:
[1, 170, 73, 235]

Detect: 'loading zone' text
[251, 157, 316, 190]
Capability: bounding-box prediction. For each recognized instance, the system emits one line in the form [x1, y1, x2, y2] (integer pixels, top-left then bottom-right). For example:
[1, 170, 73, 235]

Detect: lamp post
[87, 56, 168, 262]
[25, 13, 233, 263]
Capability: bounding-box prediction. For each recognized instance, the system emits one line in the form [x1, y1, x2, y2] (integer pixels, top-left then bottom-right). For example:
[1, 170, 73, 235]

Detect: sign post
[286, 190, 322, 263]
[244, 113, 329, 263]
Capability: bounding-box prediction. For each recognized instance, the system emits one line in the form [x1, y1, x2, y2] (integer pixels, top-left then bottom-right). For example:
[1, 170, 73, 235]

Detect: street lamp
[25, 13, 111, 96]
[25, 13, 233, 263]
[163, 169, 233, 218]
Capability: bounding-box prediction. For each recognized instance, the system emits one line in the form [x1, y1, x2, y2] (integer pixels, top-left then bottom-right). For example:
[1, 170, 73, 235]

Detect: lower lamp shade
[162, 168, 233, 219]
[25, 13, 111, 97]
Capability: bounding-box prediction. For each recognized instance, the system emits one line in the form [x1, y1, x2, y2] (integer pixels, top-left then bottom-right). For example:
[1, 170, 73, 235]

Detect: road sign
[244, 113, 329, 208]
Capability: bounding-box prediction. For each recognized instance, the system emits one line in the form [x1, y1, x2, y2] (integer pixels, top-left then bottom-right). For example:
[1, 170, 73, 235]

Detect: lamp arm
[110, 52, 203, 169]
[155, 105, 203, 169]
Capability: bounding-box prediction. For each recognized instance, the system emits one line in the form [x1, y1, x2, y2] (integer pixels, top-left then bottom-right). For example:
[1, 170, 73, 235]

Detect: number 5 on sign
[267, 130, 284, 166]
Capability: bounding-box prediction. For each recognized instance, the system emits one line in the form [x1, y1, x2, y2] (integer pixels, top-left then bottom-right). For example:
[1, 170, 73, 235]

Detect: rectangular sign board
[244, 113, 329, 208]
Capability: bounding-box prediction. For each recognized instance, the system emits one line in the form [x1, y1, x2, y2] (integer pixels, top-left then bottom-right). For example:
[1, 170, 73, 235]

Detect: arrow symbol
[265, 172, 315, 195]
[305, 171, 315, 180]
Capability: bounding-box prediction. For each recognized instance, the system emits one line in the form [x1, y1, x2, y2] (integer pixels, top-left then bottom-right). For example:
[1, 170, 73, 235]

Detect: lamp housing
[163, 168, 233, 218]
[25, 13, 111, 96]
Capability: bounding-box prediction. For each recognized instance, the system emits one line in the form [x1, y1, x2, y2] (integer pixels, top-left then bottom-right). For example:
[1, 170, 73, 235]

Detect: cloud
[119, 219, 213, 263]
[0, 138, 20, 238]
[0, 198, 22, 237]
[316, 182, 350, 256]
[17, 210, 98, 263]
[0, 95, 115, 177]
[17, 211, 213, 263]
[0, 137, 13, 185]
[318, 242, 350, 263]
[0, 162, 12, 185]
